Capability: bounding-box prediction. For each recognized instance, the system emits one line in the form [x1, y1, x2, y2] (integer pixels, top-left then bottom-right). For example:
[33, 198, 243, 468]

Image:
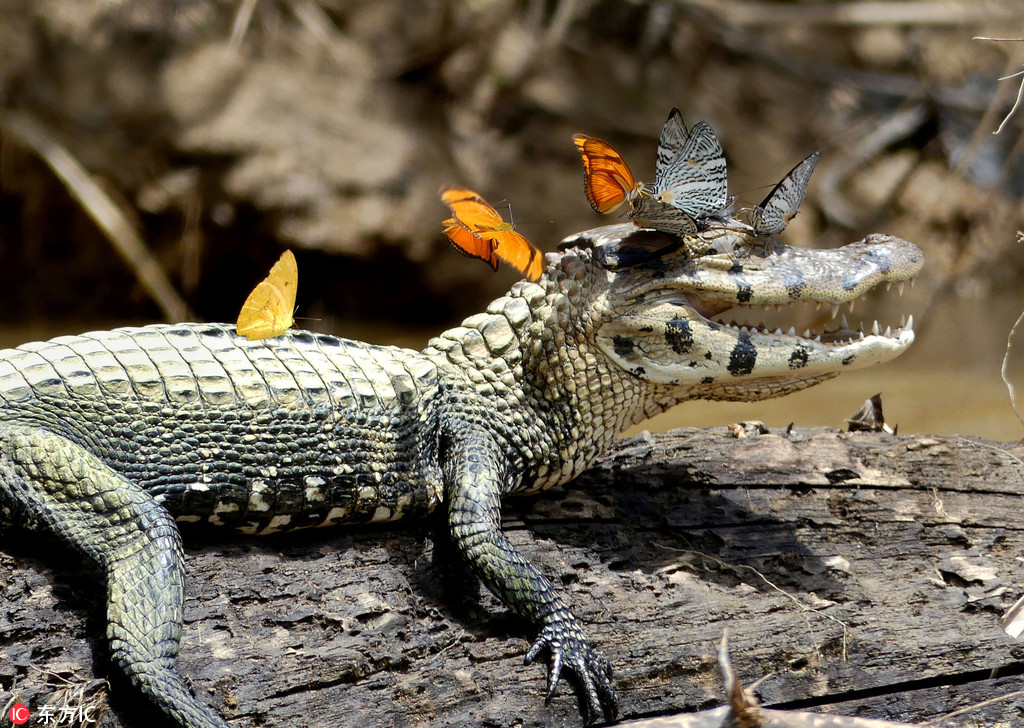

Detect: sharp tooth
[775, 304, 783, 312]
[774, 327, 783, 335]
[787, 326, 797, 336]
[841, 314, 850, 329]
[815, 302, 822, 311]
[911, 278, 916, 288]
[859, 331, 865, 339]
[831, 304, 840, 319]
[871, 320, 881, 335]
[814, 335, 822, 342]
[885, 325, 892, 337]
[898, 282, 905, 296]
[907, 314, 914, 330]
[803, 329, 812, 338]
[847, 299, 855, 313]
[886, 282, 892, 291]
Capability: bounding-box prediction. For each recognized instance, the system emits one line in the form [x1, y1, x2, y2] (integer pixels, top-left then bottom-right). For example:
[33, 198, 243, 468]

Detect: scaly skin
[0, 223, 922, 726]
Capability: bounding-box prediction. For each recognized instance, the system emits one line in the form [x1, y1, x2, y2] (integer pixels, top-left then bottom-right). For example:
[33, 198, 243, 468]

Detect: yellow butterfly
[236, 250, 297, 341]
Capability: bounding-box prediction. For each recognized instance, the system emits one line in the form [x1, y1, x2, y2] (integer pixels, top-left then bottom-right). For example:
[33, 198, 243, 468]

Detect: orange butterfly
[572, 134, 646, 214]
[440, 186, 543, 282]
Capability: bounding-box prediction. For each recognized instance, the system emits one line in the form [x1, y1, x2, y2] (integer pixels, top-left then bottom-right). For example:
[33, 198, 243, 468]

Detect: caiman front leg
[443, 427, 618, 724]
[0, 424, 228, 728]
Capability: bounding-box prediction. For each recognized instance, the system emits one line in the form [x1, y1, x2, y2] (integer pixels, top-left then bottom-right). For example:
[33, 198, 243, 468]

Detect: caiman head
[425, 221, 922, 488]
[555, 222, 923, 404]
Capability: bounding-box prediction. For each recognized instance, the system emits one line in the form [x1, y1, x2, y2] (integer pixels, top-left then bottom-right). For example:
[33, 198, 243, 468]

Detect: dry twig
[973, 37, 1024, 134]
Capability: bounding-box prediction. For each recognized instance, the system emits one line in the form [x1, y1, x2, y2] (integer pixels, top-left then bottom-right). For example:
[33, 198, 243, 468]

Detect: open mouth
[705, 282, 916, 347]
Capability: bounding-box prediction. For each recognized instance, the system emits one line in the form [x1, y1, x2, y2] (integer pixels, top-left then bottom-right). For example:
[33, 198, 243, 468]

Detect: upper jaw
[663, 233, 922, 306]
[564, 224, 924, 309]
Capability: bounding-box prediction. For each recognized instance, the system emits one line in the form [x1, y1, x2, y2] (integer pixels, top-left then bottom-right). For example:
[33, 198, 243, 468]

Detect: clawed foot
[524, 620, 618, 724]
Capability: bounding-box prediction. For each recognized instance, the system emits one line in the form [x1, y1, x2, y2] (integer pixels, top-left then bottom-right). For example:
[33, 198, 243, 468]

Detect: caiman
[0, 222, 922, 727]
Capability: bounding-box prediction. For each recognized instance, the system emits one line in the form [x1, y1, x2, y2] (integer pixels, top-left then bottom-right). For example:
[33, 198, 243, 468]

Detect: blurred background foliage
[0, 0, 1022, 437]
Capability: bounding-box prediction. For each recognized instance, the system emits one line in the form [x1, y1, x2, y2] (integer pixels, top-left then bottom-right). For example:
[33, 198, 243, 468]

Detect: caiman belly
[0, 323, 445, 533]
[137, 404, 442, 533]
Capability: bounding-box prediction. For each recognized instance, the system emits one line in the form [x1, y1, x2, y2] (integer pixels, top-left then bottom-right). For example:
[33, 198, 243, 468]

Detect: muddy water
[0, 291, 1019, 441]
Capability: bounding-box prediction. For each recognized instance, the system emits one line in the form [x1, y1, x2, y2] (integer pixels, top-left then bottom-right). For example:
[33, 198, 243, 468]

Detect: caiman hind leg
[443, 430, 618, 724]
[0, 424, 228, 728]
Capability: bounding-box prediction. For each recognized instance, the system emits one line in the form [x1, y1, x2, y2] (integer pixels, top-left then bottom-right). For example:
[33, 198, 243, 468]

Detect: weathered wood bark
[2, 427, 1023, 727]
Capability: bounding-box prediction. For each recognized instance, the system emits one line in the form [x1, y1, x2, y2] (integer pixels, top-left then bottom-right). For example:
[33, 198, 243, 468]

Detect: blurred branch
[702, 20, 997, 113]
[1, 112, 191, 323]
[677, 0, 1020, 26]
[228, 0, 259, 53]
[974, 36, 1024, 134]
[956, 49, 1023, 172]
[541, 0, 579, 50]
[1000, 299, 1024, 430]
[817, 104, 930, 228]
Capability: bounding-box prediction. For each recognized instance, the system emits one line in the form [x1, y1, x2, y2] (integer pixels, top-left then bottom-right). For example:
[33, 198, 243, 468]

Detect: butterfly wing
[441, 187, 508, 232]
[749, 151, 821, 235]
[629, 195, 698, 236]
[655, 108, 690, 180]
[440, 186, 543, 281]
[486, 229, 544, 282]
[237, 249, 297, 341]
[443, 217, 498, 270]
[573, 134, 641, 214]
[654, 121, 728, 218]
[441, 186, 502, 269]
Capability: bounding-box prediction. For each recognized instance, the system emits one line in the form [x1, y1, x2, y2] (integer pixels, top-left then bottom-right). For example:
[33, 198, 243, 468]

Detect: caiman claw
[525, 619, 618, 724]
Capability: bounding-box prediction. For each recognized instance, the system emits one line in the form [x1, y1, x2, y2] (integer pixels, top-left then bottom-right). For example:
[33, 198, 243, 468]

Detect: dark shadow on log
[2, 427, 1023, 727]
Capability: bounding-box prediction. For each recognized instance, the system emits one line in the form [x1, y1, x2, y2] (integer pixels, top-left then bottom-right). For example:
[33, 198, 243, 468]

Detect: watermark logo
[8, 705, 29, 726]
[6, 685, 100, 726]
[35, 702, 96, 726]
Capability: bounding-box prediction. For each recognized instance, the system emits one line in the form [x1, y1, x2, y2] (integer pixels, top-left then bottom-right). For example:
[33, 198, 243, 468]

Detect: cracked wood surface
[2, 426, 1022, 727]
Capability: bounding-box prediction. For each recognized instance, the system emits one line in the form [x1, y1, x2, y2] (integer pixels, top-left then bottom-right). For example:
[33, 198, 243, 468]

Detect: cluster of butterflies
[573, 108, 819, 239]
[234, 108, 819, 341]
[439, 107, 820, 281]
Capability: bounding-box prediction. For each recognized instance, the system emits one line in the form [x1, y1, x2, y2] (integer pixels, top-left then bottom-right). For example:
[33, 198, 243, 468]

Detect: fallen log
[2, 426, 1022, 727]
